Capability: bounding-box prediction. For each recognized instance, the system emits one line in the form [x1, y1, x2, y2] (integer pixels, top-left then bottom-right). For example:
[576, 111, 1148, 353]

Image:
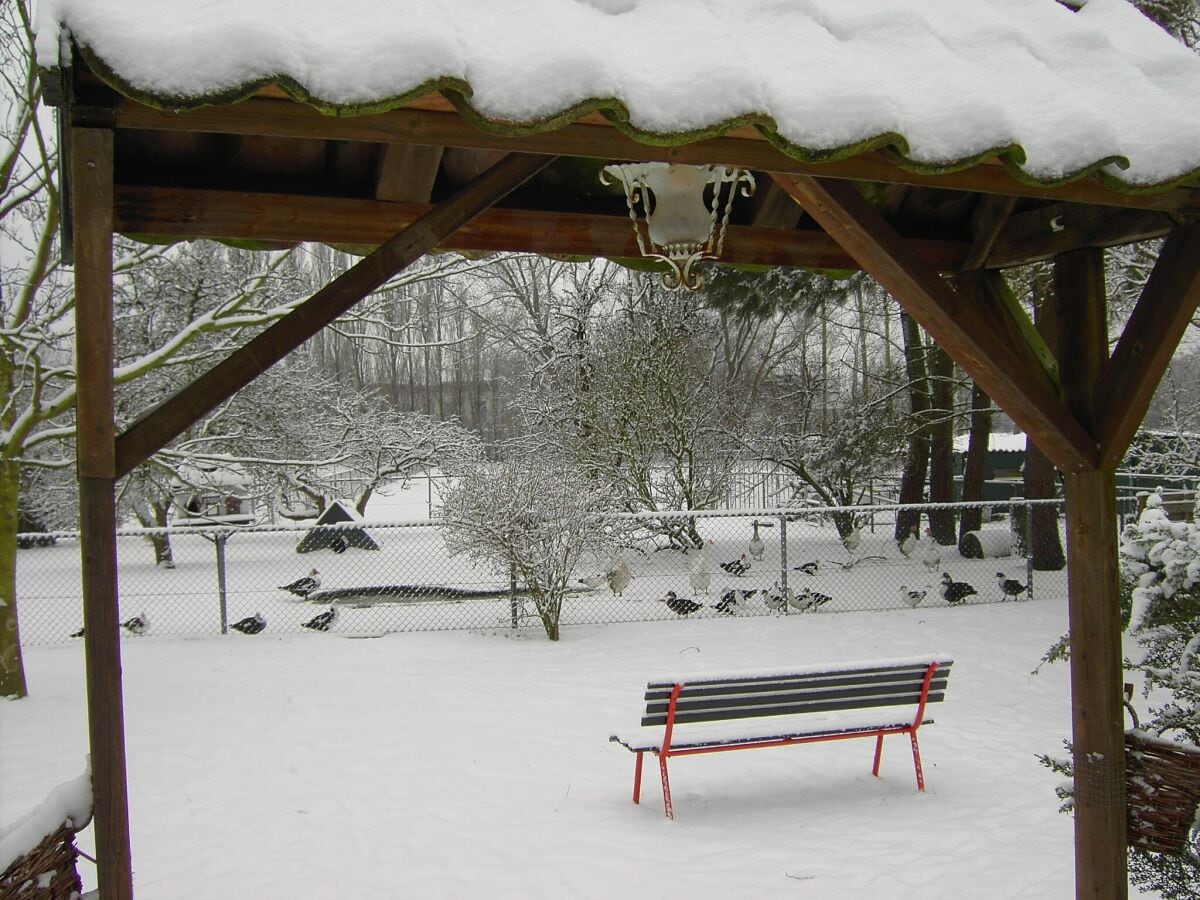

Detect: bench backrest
[641, 659, 952, 728]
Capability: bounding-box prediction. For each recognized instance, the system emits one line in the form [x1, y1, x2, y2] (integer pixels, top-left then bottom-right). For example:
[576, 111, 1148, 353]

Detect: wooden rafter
[111, 185, 971, 273]
[113, 152, 557, 478]
[770, 172, 1099, 473]
[374, 142, 443, 202]
[988, 203, 1178, 270]
[960, 194, 1016, 270]
[112, 98, 1200, 216]
[1097, 223, 1200, 468]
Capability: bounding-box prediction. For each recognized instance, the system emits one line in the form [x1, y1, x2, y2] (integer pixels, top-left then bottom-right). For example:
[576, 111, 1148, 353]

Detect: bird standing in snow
[764, 589, 788, 611]
[714, 588, 756, 615]
[720, 554, 751, 576]
[842, 518, 863, 556]
[996, 572, 1028, 601]
[280, 568, 321, 598]
[688, 548, 711, 595]
[790, 588, 832, 612]
[899, 525, 919, 559]
[793, 560, 819, 576]
[577, 572, 607, 591]
[939, 573, 977, 605]
[121, 613, 149, 636]
[301, 606, 337, 632]
[607, 558, 633, 597]
[898, 585, 926, 608]
[70, 626, 85, 638]
[748, 521, 766, 561]
[231, 613, 267, 635]
[660, 591, 703, 616]
[920, 529, 941, 573]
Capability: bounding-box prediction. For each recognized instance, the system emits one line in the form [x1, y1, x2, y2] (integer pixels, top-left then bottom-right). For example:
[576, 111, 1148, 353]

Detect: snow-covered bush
[436, 446, 630, 640]
[1041, 491, 1200, 897]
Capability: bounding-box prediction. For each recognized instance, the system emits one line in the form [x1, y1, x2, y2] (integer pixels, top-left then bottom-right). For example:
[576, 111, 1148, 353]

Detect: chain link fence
[11, 498, 1092, 647]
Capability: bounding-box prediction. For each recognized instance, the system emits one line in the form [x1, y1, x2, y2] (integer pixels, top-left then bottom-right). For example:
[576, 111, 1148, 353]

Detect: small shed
[295, 500, 380, 554]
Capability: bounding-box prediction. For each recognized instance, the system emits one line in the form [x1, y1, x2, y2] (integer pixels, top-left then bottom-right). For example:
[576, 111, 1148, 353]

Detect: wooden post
[72, 125, 134, 900]
[1055, 248, 1127, 900]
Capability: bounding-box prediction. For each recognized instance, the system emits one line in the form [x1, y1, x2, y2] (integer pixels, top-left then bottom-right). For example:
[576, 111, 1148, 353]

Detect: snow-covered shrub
[436, 445, 630, 640]
[1040, 491, 1200, 897]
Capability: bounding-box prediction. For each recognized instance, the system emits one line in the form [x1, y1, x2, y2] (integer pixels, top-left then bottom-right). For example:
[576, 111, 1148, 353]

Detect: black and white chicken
[939, 573, 977, 605]
[231, 613, 267, 635]
[301, 606, 337, 632]
[714, 588, 756, 615]
[898, 585, 926, 608]
[70, 626, 85, 638]
[792, 560, 820, 576]
[996, 572, 1028, 601]
[121, 613, 149, 636]
[660, 591, 703, 616]
[280, 568, 321, 598]
[720, 554, 750, 577]
[790, 588, 832, 612]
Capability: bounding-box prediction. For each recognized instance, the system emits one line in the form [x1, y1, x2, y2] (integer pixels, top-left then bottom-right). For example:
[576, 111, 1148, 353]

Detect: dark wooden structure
[42, 22, 1200, 899]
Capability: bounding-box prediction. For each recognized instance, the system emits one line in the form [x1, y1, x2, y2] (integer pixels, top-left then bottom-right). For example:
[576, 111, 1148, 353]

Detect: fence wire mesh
[11, 497, 1099, 647]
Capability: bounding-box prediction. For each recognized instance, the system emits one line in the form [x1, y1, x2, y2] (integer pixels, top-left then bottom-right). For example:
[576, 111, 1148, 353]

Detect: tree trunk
[927, 345, 957, 544]
[895, 312, 931, 541]
[1026, 284, 1066, 571]
[0, 457, 28, 698]
[958, 381, 992, 543]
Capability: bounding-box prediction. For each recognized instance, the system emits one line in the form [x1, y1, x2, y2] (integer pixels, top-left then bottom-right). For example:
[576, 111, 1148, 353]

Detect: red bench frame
[621, 659, 946, 819]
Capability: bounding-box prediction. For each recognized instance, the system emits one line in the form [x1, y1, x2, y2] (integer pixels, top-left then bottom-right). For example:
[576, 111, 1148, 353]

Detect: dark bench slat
[644, 660, 953, 693]
[641, 690, 947, 726]
[644, 670, 949, 704]
[641, 679, 950, 723]
[644, 664, 953, 700]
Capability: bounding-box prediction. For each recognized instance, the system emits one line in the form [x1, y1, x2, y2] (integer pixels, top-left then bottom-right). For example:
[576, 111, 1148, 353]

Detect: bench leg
[872, 732, 884, 777]
[633, 752, 644, 804]
[910, 731, 926, 792]
[658, 754, 674, 819]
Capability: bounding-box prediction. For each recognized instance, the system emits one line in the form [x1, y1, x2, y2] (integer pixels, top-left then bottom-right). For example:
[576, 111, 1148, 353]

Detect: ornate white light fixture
[600, 162, 756, 292]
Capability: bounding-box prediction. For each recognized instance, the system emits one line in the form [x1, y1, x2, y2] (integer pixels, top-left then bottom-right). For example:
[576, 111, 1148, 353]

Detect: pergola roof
[34, 0, 1200, 189]
[29, 4, 1200, 898]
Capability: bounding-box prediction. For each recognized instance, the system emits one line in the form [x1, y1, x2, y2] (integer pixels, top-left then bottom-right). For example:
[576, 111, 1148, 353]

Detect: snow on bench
[610, 654, 953, 818]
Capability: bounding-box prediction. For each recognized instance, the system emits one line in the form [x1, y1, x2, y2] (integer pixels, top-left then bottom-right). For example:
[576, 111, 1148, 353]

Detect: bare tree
[437, 445, 627, 640]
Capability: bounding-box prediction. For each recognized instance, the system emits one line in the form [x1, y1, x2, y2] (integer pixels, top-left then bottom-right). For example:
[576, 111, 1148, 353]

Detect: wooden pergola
[41, 11, 1200, 899]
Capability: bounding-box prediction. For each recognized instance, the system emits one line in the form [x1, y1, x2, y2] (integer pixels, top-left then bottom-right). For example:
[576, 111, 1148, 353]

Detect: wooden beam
[374, 143, 443, 201]
[960, 194, 1016, 270]
[71, 126, 134, 900]
[114, 152, 556, 478]
[113, 97, 1200, 215]
[988, 204, 1177, 270]
[112, 184, 972, 273]
[749, 180, 805, 230]
[771, 172, 1099, 473]
[1055, 247, 1129, 900]
[1097, 224, 1200, 468]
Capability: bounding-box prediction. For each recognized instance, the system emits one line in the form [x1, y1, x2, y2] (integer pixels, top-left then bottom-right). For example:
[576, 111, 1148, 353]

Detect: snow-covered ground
[3, 586, 1146, 898]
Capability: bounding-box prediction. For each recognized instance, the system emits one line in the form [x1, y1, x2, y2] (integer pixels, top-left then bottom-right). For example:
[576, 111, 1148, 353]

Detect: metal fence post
[1026, 502, 1035, 602]
[779, 515, 789, 614]
[215, 532, 230, 634]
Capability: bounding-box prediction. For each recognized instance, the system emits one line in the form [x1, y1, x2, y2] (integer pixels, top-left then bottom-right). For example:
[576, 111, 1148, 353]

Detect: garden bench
[609, 655, 953, 818]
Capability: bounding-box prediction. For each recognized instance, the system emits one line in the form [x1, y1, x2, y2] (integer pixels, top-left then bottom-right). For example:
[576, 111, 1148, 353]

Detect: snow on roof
[33, 0, 1200, 189]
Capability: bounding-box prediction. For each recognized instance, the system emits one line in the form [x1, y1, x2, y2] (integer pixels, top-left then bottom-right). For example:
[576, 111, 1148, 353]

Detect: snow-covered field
[3, 585, 1145, 898]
